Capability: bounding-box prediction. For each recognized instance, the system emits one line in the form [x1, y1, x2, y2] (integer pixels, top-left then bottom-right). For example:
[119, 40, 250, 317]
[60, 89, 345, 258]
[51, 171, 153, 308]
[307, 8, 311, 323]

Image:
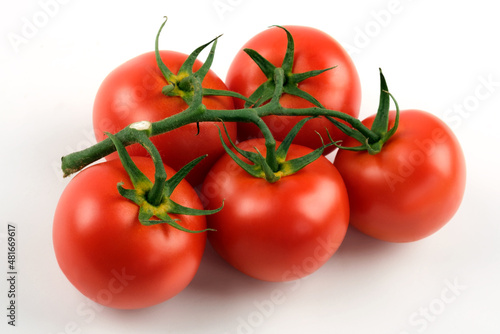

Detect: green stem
[270, 106, 380, 142]
[255, 117, 278, 173]
[257, 67, 287, 173]
[61, 104, 374, 177]
[61, 72, 377, 178]
[134, 128, 167, 207]
[107, 122, 166, 207]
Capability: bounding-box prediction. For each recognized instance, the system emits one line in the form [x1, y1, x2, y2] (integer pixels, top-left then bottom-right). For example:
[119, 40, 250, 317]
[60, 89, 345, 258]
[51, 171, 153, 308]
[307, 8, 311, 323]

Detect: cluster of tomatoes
[53, 23, 466, 310]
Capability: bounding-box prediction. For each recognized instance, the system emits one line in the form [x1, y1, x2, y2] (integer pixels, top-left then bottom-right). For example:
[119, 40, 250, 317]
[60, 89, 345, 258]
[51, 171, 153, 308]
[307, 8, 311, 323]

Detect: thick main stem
[61, 74, 377, 177]
[61, 105, 376, 177]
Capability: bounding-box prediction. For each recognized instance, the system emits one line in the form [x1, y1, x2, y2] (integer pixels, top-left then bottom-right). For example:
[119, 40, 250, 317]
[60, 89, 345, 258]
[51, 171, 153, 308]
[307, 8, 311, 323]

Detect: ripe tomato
[225, 26, 361, 153]
[53, 157, 207, 309]
[93, 50, 236, 187]
[334, 110, 466, 242]
[201, 139, 350, 282]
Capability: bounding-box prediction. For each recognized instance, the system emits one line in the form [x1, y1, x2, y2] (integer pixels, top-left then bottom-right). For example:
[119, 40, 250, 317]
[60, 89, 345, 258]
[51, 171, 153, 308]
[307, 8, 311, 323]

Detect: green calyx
[328, 69, 400, 154]
[243, 25, 336, 108]
[107, 121, 222, 233]
[218, 116, 328, 183]
[155, 17, 251, 106]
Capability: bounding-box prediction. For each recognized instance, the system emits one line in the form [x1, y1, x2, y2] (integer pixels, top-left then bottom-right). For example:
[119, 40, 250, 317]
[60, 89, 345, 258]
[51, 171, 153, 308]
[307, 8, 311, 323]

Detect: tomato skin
[93, 50, 236, 187]
[334, 110, 466, 242]
[201, 139, 349, 282]
[225, 26, 361, 153]
[53, 157, 207, 309]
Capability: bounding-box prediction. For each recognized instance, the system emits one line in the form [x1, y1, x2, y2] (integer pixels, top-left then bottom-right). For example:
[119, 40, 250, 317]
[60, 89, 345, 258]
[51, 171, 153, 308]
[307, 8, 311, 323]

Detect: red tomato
[225, 26, 361, 153]
[93, 50, 236, 187]
[334, 110, 466, 242]
[53, 157, 207, 309]
[201, 139, 350, 282]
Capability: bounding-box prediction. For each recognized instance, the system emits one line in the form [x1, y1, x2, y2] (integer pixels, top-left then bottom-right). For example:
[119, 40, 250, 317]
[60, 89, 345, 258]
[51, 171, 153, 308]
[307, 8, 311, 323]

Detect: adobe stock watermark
[222, 234, 341, 334]
[212, 0, 246, 21]
[383, 127, 448, 192]
[6, 0, 73, 54]
[442, 73, 500, 130]
[398, 277, 467, 334]
[343, 0, 416, 56]
[5, 223, 18, 327]
[47, 267, 135, 334]
[382, 73, 499, 191]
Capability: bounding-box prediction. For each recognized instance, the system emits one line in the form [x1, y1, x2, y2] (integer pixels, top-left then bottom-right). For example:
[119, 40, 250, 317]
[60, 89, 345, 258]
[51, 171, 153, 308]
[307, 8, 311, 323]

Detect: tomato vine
[61, 18, 397, 179]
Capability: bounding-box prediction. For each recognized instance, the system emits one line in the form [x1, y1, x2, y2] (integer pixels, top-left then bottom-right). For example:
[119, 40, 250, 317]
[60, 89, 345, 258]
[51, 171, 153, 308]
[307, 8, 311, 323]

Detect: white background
[1, 0, 499, 333]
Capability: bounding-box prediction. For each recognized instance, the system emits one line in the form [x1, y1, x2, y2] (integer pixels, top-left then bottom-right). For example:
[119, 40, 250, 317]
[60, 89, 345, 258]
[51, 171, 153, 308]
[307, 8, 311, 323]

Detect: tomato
[225, 25, 361, 153]
[93, 50, 236, 187]
[334, 110, 466, 242]
[53, 157, 207, 309]
[201, 139, 349, 282]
